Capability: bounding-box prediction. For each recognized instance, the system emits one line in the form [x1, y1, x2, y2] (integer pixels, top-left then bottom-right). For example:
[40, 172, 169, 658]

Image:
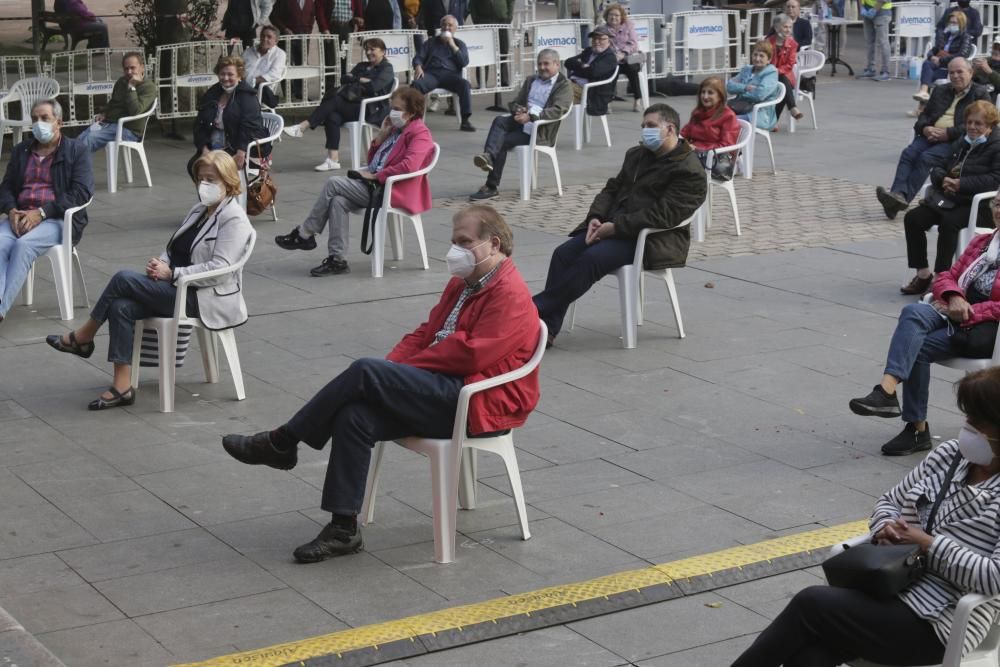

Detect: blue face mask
[965, 133, 988, 146]
[641, 127, 663, 151]
[31, 120, 54, 143]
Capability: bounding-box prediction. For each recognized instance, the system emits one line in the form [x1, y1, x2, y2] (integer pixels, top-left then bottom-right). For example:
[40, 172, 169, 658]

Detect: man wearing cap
[565, 25, 619, 117]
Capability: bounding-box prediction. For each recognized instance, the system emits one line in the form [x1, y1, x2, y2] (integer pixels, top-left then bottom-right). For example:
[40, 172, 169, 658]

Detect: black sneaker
[849, 385, 902, 418]
[881, 423, 932, 456]
[473, 153, 493, 172]
[275, 228, 317, 251]
[876, 187, 907, 220]
[310, 256, 350, 277]
[293, 522, 363, 563]
[469, 186, 499, 201]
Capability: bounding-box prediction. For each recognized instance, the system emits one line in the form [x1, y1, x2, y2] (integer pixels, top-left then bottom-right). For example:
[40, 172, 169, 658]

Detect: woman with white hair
[766, 13, 804, 123]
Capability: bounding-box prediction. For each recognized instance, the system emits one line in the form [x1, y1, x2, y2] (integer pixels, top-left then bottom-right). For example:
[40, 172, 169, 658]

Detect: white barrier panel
[520, 20, 589, 81]
[743, 8, 774, 66]
[891, 2, 937, 77]
[669, 10, 742, 77]
[976, 1, 1000, 55]
[457, 25, 519, 94]
[630, 14, 670, 79]
[269, 33, 340, 109]
[155, 41, 232, 120]
[50, 49, 156, 127]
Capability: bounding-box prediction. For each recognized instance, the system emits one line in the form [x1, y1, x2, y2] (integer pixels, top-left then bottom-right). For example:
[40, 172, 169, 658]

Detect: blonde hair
[752, 39, 773, 58]
[191, 150, 242, 196]
[948, 10, 968, 32]
[214, 55, 246, 80]
[966, 99, 1000, 126]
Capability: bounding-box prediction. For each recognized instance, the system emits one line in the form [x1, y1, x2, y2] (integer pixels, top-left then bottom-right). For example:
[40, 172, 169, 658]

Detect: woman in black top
[283, 38, 395, 172]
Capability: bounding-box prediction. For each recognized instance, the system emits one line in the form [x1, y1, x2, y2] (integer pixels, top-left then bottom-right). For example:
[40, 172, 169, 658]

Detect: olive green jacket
[509, 73, 573, 147]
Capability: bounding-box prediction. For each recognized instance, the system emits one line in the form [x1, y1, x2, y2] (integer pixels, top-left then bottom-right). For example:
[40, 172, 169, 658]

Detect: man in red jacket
[221, 205, 541, 563]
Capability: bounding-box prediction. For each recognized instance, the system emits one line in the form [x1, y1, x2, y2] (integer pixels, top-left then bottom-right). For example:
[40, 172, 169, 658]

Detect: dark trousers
[290, 38, 305, 99]
[90, 269, 199, 364]
[74, 19, 109, 48]
[774, 73, 798, 119]
[308, 95, 361, 150]
[532, 233, 636, 337]
[258, 85, 279, 108]
[285, 358, 463, 515]
[484, 115, 530, 189]
[890, 136, 954, 202]
[413, 70, 472, 118]
[324, 21, 353, 82]
[619, 61, 641, 100]
[904, 202, 972, 273]
[731, 585, 945, 667]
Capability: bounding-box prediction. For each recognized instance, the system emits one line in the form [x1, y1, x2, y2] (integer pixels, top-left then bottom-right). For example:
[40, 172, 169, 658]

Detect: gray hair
[537, 48, 560, 63]
[772, 12, 792, 30]
[31, 98, 62, 121]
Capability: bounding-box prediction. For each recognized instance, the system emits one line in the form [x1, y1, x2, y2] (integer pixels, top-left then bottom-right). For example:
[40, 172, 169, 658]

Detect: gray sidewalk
[0, 35, 969, 666]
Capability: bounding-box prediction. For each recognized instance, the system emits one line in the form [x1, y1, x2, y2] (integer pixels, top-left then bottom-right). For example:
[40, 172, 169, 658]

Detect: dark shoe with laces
[293, 522, 363, 563]
[275, 228, 317, 251]
[876, 186, 907, 220]
[460, 120, 476, 132]
[900, 274, 933, 296]
[469, 186, 499, 201]
[310, 256, 350, 277]
[881, 423, 932, 456]
[473, 153, 493, 172]
[849, 385, 902, 418]
[222, 431, 298, 470]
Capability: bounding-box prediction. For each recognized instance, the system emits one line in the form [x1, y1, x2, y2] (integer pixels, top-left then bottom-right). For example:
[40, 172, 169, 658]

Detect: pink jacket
[933, 232, 1000, 327]
[367, 118, 435, 214]
[608, 20, 639, 55]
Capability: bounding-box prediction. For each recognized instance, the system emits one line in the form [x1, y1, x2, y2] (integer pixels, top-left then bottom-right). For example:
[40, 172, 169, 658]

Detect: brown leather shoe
[900, 274, 933, 295]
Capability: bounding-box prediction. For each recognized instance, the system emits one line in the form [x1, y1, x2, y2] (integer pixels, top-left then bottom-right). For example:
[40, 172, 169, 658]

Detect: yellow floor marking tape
[175, 519, 870, 667]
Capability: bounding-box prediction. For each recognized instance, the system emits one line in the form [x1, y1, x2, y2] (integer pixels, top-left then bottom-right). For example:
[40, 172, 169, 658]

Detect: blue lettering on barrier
[468, 44, 485, 50]
[386, 46, 410, 55]
[689, 24, 724, 35]
[537, 36, 578, 46]
[899, 15, 933, 24]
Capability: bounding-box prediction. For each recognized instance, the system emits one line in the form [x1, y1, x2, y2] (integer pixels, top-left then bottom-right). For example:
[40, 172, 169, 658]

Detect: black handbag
[347, 169, 383, 255]
[728, 98, 754, 115]
[951, 321, 1000, 358]
[695, 150, 736, 181]
[922, 185, 957, 210]
[822, 451, 962, 599]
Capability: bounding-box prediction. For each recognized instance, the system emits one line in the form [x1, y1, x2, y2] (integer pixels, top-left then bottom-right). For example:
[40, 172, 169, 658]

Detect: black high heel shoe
[46, 331, 95, 359]
[88, 386, 136, 411]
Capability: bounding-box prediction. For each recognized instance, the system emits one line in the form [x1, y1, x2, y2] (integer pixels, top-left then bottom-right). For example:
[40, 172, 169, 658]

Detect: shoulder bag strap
[359, 180, 382, 255]
[926, 450, 964, 534]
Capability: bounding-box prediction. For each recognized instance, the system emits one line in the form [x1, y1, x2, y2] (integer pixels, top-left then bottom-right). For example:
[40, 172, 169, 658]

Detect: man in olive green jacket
[533, 103, 707, 343]
[469, 49, 572, 200]
[77, 52, 157, 152]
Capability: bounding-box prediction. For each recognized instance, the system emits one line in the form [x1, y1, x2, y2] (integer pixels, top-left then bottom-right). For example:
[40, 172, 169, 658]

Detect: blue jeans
[483, 115, 530, 189]
[90, 269, 198, 364]
[77, 122, 138, 152]
[532, 233, 637, 337]
[883, 302, 956, 423]
[863, 11, 891, 74]
[286, 358, 463, 515]
[919, 60, 948, 87]
[0, 218, 61, 318]
[889, 136, 954, 202]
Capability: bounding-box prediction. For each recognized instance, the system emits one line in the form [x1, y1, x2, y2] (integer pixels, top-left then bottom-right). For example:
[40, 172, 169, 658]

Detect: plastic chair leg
[549, 150, 563, 197]
[389, 214, 404, 261]
[361, 441, 386, 525]
[573, 104, 584, 150]
[517, 147, 531, 201]
[639, 74, 650, 111]
[808, 95, 818, 130]
[136, 145, 152, 187]
[723, 181, 741, 236]
[271, 199, 279, 222]
[637, 271, 645, 326]
[106, 143, 118, 194]
[123, 149, 134, 184]
[371, 209, 387, 278]
[410, 215, 429, 270]
[600, 115, 611, 148]
[48, 247, 73, 321]
[663, 269, 685, 339]
[693, 205, 706, 243]
[765, 134, 776, 174]
[129, 322, 142, 390]
[458, 448, 476, 510]
[567, 301, 576, 331]
[196, 328, 219, 383]
[348, 123, 363, 170]
[617, 266, 639, 349]
[156, 322, 179, 413]
[495, 439, 531, 540]
[73, 250, 90, 308]
[217, 328, 246, 400]
[23, 262, 34, 306]
[428, 445, 461, 564]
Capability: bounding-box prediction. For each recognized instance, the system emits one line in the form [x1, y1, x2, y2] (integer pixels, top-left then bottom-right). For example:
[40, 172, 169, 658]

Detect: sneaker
[856, 68, 876, 79]
[906, 109, 921, 118]
[900, 274, 933, 296]
[473, 153, 494, 172]
[912, 90, 930, 103]
[310, 255, 350, 277]
[849, 385, 902, 418]
[460, 120, 476, 132]
[275, 228, 317, 251]
[284, 124, 305, 138]
[469, 185, 499, 201]
[876, 186, 908, 220]
[881, 423, 932, 456]
[874, 71, 890, 82]
[314, 158, 341, 172]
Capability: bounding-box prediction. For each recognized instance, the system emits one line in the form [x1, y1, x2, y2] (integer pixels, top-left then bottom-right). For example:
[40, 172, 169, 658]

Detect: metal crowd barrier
[520, 19, 589, 77]
[345, 29, 425, 78]
[668, 9, 744, 77]
[155, 40, 232, 120]
[743, 8, 774, 66]
[457, 24, 520, 95]
[49, 48, 156, 127]
[630, 13, 670, 80]
[890, 2, 936, 78]
[975, 1, 1000, 56]
[269, 33, 340, 109]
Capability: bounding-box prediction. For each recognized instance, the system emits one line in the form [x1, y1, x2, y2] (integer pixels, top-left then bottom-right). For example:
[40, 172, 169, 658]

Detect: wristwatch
[36, 207, 45, 220]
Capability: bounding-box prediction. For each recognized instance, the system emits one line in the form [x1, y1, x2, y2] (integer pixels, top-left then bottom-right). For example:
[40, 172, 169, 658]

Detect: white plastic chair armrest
[171, 229, 255, 319]
[359, 79, 399, 122]
[60, 197, 93, 255]
[942, 592, 1000, 665]
[114, 101, 158, 142]
[967, 190, 998, 233]
[632, 215, 696, 269]
[580, 66, 620, 108]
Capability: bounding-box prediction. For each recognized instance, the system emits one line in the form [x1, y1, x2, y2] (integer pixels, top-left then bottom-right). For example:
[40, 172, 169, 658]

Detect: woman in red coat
[681, 77, 741, 179]
[767, 14, 804, 124]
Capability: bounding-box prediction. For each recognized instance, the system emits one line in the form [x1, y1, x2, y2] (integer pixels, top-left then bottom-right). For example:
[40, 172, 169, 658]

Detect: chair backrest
[359, 77, 400, 123]
[11, 77, 60, 114]
[260, 111, 284, 141]
[751, 81, 785, 129]
[529, 104, 574, 150]
[632, 213, 698, 269]
[128, 97, 158, 142]
[797, 48, 826, 76]
[383, 142, 441, 209]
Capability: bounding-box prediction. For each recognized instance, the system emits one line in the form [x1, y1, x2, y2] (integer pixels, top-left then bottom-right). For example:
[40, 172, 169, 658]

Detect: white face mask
[31, 120, 55, 143]
[445, 240, 490, 278]
[959, 424, 996, 465]
[389, 109, 407, 129]
[198, 181, 224, 206]
[221, 83, 239, 94]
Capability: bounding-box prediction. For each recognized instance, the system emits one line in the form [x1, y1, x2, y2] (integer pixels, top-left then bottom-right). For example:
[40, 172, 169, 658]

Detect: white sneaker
[314, 158, 341, 172]
[284, 125, 305, 138]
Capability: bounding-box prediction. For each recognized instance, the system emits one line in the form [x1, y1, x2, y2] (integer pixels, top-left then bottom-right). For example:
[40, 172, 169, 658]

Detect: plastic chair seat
[513, 105, 573, 201]
[107, 98, 157, 194]
[22, 198, 92, 320]
[574, 66, 619, 151]
[693, 120, 753, 242]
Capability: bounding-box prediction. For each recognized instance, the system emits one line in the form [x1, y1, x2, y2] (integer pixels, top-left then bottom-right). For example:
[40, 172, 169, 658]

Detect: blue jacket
[0, 135, 94, 244]
[413, 36, 469, 73]
[727, 64, 780, 130]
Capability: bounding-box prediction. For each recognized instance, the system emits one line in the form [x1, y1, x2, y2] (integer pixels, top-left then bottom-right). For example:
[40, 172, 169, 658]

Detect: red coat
[933, 232, 1000, 327]
[767, 34, 798, 86]
[386, 260, 542, 435]
[681, 105, 740, 151]
[367, 118, 434, 214]
[273, 0, 316, 35]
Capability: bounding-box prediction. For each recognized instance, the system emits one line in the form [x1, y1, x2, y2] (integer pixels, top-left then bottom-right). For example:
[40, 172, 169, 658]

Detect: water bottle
[909, 57, 921, 80]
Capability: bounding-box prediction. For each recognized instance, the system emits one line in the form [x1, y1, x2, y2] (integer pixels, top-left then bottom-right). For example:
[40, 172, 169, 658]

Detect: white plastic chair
[566, 215, 697, 348]
[361, 320, 548, 564]
[370, 142, 439, 278]
[616, 59, 650, 111]
[129, 228, 256, 413]
[242, 111, 284, 221]
[912, 186, 995, 264]
[256, 80, 283, 111]
[106, 98, 157, 194]
[831, 535, 1000, 667]
[22, 197, 93, 321]
[790, 49, 825, 133]
[344, 77, 399, 171]
[574, 65, 619, 150]
[514, 105, 574, 201]
[0, 77, 59, 162]
[742, 81, 784, 180]
[693, 120, 752, 242]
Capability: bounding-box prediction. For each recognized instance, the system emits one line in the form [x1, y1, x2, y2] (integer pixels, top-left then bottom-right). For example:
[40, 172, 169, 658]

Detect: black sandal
[88, 386, 136, 411]
[46, 331, 95, 359]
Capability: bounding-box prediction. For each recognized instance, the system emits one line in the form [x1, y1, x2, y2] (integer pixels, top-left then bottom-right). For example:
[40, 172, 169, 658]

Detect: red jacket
[933, 232, 1000, 327]
[681, 105, 740, 151]
[368, 118, 435, 214]
[273, 0, 317, 35]
[767, 34, 798, 86]
[386, 260, 541, 435]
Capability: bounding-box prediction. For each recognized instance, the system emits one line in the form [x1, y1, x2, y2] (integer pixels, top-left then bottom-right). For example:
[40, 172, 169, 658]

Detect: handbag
[728, 98, 754, 115]
[822, 451, 962, 599]
[951, 321, 1000, 358]
[348, 169, 384, 255]
[695, 150, 737, 181]
[246, 144, 277, 217]
[626, 52, 645, 65]
[922, 185, 957, 210]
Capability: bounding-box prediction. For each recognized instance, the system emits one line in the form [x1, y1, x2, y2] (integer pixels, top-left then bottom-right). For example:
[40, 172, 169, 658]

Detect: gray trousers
[300, 176, 373, 259]
[863, 12, 891, 74]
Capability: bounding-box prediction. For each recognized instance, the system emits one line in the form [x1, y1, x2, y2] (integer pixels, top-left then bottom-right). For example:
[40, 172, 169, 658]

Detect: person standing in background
[223, 0, 275, 49]
[271, 0, 318, 99]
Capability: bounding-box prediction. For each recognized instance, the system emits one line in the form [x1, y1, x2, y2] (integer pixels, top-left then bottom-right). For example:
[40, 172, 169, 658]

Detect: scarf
[958, 232, 1000, 292]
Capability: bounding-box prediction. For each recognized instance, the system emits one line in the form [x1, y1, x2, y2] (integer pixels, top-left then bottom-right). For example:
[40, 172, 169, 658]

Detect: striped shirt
[870, 439, 1000, 655]
[433, 259, 504, 344]
[17, 147, 57, 210]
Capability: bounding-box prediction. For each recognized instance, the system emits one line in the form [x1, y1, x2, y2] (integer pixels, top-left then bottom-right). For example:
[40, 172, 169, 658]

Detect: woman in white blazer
[46, 150, 254, 410]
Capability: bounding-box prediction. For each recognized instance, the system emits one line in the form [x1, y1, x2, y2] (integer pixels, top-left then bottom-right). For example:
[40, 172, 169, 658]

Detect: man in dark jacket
[469, 49, 572, 200]
[533, 103, 706, 344]
[877, 58, 989, 219]
[565, 26, 619, 116]
[0, 100, 93, 323]
[412, 15, 475, 131]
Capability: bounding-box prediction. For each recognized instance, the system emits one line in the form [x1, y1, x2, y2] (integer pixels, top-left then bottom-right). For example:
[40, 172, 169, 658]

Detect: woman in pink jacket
[850, 200, 1000, 456]
[274, 86, 435, 276]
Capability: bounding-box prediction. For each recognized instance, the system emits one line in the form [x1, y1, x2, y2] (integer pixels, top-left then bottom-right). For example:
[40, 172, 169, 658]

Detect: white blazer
[159, 198, 253, 331]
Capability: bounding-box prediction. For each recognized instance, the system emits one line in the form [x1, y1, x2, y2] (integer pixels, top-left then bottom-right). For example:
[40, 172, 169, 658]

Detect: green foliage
[123, 0, 220, 55]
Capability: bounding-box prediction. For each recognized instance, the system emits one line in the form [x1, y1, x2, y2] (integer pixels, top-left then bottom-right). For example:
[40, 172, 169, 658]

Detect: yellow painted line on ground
[174, 519, 870, 667]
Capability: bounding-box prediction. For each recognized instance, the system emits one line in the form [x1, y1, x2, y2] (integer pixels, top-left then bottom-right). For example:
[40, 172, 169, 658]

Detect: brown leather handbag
[246, 168, 276, 216]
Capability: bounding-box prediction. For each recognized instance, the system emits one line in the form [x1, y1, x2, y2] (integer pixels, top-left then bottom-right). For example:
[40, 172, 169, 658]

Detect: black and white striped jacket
[870, 439, 1000, 655]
